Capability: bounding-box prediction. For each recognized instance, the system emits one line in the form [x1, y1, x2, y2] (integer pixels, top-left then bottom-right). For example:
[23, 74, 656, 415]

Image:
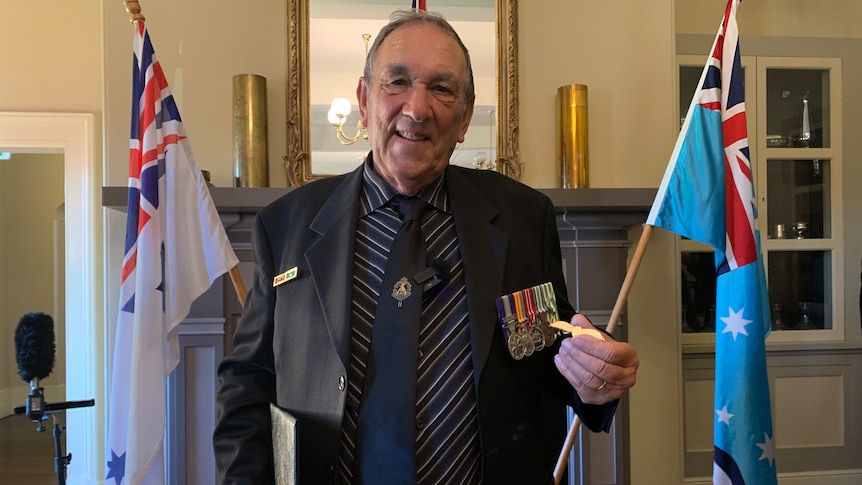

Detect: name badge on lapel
[273, 267, 299, 287]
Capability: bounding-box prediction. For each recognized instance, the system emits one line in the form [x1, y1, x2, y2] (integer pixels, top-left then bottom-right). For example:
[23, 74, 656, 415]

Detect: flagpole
[229, 265, 248, 307]
[553, 224, 654, 484]
[124, 0, 144, 23]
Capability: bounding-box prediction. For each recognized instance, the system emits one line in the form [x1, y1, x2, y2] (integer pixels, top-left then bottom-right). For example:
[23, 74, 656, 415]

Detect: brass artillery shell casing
[557, 84, 589, 189]
[233, 74, 269, 187]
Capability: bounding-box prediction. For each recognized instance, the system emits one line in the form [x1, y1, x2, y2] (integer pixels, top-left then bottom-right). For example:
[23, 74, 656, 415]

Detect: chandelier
[327, 34, 372, 145]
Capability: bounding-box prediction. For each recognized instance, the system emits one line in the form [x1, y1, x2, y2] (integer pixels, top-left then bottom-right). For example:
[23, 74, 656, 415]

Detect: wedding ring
[596, 380, 607, 391]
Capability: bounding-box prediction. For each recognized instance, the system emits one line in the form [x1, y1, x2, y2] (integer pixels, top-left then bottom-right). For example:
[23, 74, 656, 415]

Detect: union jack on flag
[646, 0, 777, 484]
[106, 20, 238, 485]
[412, 0, 426, 11]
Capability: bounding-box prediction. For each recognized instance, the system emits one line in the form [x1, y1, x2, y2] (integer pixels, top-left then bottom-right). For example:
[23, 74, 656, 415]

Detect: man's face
[357, 22, 475, 195]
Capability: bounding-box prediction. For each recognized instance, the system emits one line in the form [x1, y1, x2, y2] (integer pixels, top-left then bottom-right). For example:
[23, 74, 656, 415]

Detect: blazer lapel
[446, 167, 508, 386]
[306, 167, 364, 362]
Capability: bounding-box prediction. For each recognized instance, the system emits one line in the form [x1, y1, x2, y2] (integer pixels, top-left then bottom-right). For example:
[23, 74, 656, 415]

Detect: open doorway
[0, 151, 66, 409]
[0, 112, 102, 482]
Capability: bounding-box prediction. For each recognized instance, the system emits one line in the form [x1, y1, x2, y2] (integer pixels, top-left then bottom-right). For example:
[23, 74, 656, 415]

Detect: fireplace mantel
[101, 186, 655, 220]
[103, 186, 655, 250]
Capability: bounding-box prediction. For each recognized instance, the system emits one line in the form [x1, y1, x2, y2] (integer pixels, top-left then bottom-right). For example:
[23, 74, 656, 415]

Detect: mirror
[284, 0, 521, 186]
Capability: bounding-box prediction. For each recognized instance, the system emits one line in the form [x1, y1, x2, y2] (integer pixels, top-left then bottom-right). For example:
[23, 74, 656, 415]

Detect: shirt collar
[360, 152, 450, 215]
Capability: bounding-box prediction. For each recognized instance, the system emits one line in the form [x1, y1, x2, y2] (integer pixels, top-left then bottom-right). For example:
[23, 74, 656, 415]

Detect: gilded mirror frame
[283, 0, 521, 187]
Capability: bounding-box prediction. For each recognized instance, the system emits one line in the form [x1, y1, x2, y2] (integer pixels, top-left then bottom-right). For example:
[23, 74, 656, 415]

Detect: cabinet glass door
[760, 59, 842, 340]
[765, 68, 831, 149]
[766, 158, 830, 240]
[676, 56, 844, 342]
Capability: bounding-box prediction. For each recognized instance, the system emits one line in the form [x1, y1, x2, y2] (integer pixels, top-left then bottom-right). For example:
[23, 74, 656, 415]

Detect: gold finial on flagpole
[124, 0, 145, 23]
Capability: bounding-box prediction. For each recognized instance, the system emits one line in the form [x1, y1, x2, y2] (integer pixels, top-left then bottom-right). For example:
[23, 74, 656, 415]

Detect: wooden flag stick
[553, 224, 654, 484]
[124, 0, 145, 22]
[229, 265, 248, 308]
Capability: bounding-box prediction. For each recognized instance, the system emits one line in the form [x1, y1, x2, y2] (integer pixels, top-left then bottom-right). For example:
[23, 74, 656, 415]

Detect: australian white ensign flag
[106, 20, 238, 485]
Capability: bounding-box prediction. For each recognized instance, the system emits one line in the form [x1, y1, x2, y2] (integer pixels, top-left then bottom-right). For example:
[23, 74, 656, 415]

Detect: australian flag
[646, 0, 778, 483]
[106, 20, 238, 485]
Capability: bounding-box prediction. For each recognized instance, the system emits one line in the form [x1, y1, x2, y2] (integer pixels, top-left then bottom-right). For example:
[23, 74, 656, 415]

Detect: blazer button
[338, 375, 346, 391]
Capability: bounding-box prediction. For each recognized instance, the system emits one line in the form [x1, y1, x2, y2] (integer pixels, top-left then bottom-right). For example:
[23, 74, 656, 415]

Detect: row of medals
[503, 314, 558, 360]
[496, 284, 560, 360]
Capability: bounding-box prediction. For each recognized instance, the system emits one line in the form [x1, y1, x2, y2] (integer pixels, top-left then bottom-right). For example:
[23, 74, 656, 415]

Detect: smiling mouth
[397, 130, 429, 141]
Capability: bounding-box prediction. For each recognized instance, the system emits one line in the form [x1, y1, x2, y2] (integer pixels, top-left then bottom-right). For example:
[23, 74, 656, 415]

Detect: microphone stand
[14, 395, 95, 485]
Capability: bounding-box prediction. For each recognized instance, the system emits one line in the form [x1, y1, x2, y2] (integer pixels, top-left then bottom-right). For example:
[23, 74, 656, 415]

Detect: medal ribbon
[542, 282, 559, 321]
[513, 290, 527, 334]
[524, 287, 537, 328]
[531, 285, 545, 323]
[496, 294, 516, 338]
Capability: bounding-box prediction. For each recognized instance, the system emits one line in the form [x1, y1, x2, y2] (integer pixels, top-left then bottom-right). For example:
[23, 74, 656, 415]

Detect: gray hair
[362, 9, 475, 100]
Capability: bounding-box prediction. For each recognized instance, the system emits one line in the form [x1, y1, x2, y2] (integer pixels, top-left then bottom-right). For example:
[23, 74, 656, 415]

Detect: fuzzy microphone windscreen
[14, 312, 56, 382]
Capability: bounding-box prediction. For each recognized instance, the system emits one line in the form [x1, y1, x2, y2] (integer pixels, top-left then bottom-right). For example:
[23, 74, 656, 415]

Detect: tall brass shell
[233, 74, 269, 187]
[557, 84, 589, 188]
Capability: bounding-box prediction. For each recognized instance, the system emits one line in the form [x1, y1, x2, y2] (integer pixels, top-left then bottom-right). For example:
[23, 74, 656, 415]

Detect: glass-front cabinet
[676, 55, 844, 343]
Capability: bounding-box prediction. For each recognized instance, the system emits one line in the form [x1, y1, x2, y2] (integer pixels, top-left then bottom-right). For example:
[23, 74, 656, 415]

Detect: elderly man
[214, 9, 638, 484]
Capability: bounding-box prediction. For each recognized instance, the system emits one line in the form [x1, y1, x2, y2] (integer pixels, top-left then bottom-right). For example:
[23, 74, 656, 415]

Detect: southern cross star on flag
[646, 1, 778, 484]
[106, 19, 238, 485]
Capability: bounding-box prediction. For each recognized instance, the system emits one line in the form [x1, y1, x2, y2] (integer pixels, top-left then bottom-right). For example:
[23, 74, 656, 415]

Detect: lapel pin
[273, 267, 299, 287]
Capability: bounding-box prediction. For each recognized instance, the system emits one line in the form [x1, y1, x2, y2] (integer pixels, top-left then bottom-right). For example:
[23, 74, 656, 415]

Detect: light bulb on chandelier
[327, 97, 367, 145]
[328, 34, 372, 145]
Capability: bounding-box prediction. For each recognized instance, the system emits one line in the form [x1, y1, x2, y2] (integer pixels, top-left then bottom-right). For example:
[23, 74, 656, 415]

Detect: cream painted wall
[0, 0, 102, 112]
[519, 3, 684, 484]
[677, 0, 862, 38]
[103, 0, 680, 191]
[102, 1, 286, 189]
[626, 226, 682, 485]
[519, 1, 678, 189]
[0, 154, 66, 416]
[0, 1, 100, 420]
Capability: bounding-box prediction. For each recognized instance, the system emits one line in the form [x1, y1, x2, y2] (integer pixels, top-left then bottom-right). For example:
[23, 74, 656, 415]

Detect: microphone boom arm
[13, 398, 95, 418]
